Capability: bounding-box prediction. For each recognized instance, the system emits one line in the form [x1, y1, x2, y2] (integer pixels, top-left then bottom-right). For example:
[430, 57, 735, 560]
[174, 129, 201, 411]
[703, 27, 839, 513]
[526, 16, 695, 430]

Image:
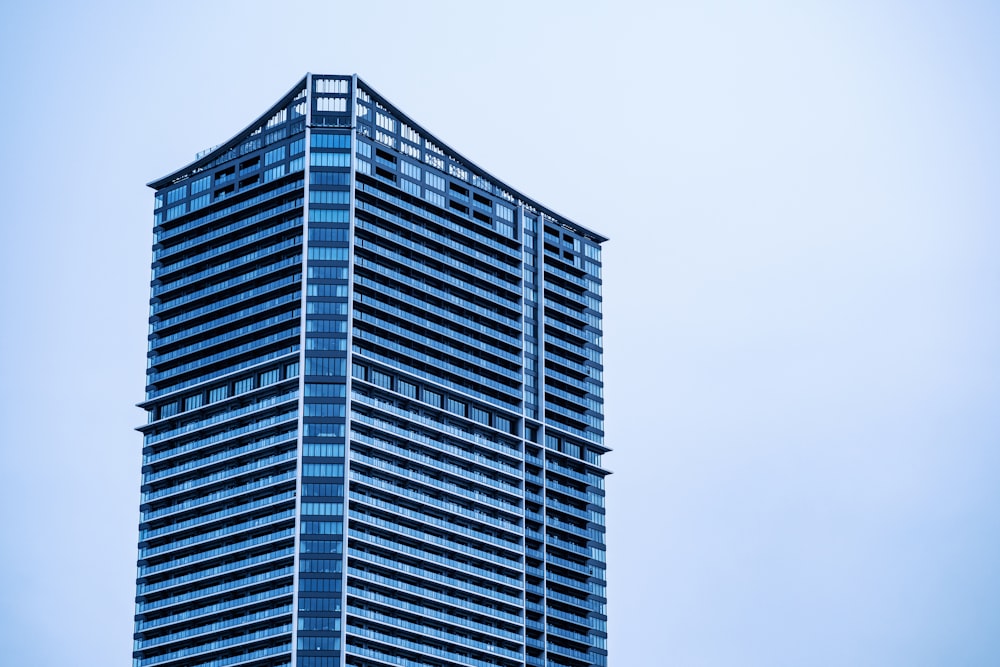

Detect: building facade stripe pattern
[135, 74, 609, 667]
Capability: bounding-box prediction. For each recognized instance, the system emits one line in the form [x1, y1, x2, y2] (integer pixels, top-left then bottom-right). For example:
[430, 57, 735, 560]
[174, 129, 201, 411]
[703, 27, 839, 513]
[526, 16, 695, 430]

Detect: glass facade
[135, 74, 609, 667]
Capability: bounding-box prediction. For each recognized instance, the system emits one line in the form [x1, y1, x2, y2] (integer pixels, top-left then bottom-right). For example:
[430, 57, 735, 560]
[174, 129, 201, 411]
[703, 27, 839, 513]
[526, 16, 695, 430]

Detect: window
[310, 171, 350, 186]
[306, 337, 347, 351]
[400, 122, 420, 143]
[264, 146, 286, 165]
[301, 464, 345, 478]
[400, 179, 420, 197]
[376, 111, 395, 132]
[259, 368, 280, 386]
[297, 637, 341, 651]
[300, 540, 343, 554]
[304, 404, 346, 418]
[166, 185, 187, 204]
[307, 282, 348, 296]
[494, 414, 512, 434]
[314, 78, 348, 94]
[470, 405, 489, 425]
[298, 597, 342, 612]
[190, 176, 210, 194]
[425, 171, 445, 191]
[305, 357, 346, 376]
[370, 369, 392, 389]
[263, 165, 285, 182]
[309, 209, 349, 223]
[306, 320, 348, 333]
[446, 396, 466, 416]
[304, 383, 346, 397]
[311, 152, 350, 167]
[316, 97, 347, 112]
[308, 265, 348, 279]
[423, 389, 441, 407]
[265, 127, 288, 145]
[309, 190, 350, 204]
[298, 616, 341, 631]
[190, 194, 210, 211]
[266, 107, 287, 128]
[300, 502, 343, 516]
[165, 203, 186, 220]
[298, 578, 342, 592]
[425, 153, 445, 171]
[307, 246, 349, 261]
[302, 483, 344, 497]
[312, 133, 350, 148]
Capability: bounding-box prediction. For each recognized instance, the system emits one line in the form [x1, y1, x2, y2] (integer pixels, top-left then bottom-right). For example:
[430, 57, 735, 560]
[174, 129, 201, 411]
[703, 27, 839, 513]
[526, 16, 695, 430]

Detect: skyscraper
[135, 74, 608, 667]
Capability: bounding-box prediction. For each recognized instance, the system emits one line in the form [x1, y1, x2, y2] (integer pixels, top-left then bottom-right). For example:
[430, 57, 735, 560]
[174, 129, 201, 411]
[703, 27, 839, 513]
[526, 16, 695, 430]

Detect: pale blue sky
[2, 2, 999, 665]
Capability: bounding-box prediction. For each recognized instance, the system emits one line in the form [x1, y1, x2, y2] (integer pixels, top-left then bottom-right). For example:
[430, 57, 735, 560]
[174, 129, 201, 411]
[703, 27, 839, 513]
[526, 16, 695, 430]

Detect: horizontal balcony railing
[134, 622, 291, 667]
[143, 396, 297, 450]
[140, 491, 295, 540]
[152, 294, 300, 348]
[135, 566, 293, 613]
[354, 297, 519, 363]
[155, 179, 303, 242]
[142, 451, 296, 502]
[351, 412, 520, 481]
[348, 548, 522, 606]
[352, 348, 521, 412]
[352, 332, 519, 396]
[150, 311, 300, 367]
[152, 261, 298, 312]
[138, 547, 293, 595]
[346, 567, 522, 623]
[354, 275, 520, 344]
[354, 241, 519, 312]
[354, 313, 520, 381]
[352, 391, 520, 457]
[146, 349, 299, 400]
[354, 262, 519, 329]
[349, 528, 521, 587]
[142, 470, 295, 522]
[136, 604, 291, 651]
[355, 181, 520, 258]
[351, 471, 518, 533]
[138, 528, 294, 578]
[135, 585, 293, 632]
[143, 421, 297, 484]
[345, 585, 523, 642]
[356, 200, 519, 276]
[346, 605, 523, 660]
[349, 499, 521, 563]
[139, 510, 294, 558]
[155, 224, 302, 280]
[349, 445, 520, 514]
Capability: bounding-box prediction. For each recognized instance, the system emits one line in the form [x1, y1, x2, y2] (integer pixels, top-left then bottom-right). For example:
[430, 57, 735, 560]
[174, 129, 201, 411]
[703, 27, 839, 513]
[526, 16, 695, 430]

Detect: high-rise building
[134, 74, 608, 667]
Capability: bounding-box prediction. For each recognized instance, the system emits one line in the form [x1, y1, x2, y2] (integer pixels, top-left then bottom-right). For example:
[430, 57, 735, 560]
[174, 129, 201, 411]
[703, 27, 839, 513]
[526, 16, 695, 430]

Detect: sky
[1, 1, 999, 665]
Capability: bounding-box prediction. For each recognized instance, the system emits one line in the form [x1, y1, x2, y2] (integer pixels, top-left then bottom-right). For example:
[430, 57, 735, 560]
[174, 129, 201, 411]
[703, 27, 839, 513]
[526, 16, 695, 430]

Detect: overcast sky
[2, 1, 999, 665]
